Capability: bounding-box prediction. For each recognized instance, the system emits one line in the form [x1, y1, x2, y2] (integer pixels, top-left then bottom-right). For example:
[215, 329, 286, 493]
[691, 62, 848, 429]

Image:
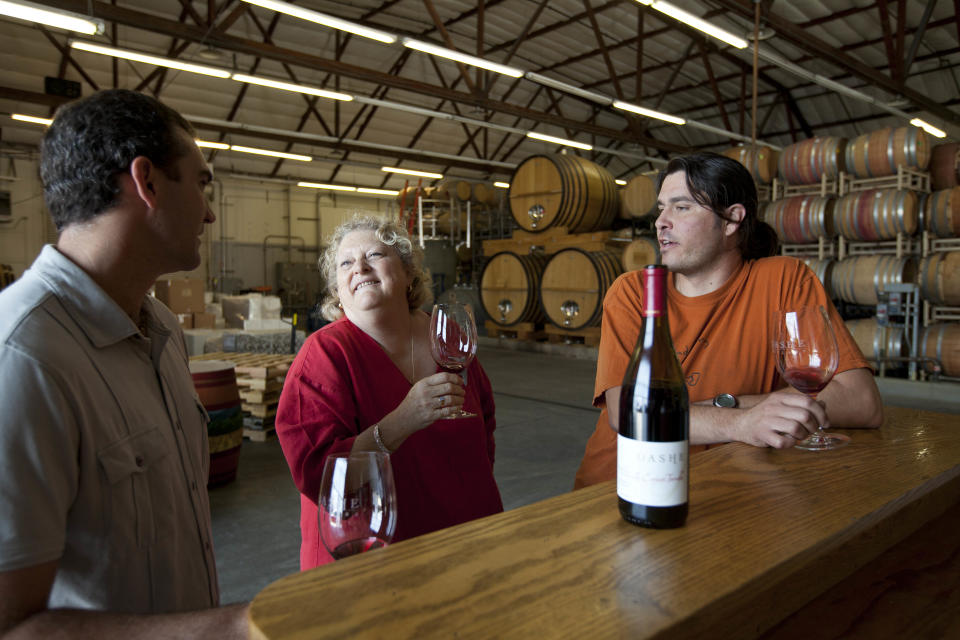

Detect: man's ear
[129, 156, 159, 209]
[723, 203, 746, 237]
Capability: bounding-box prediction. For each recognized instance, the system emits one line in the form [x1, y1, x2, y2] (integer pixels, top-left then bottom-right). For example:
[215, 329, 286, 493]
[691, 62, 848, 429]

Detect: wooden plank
[242, 401, 279, 419]
[544, 324, 602, 346]
[243, 427, 277, 442]
[239, 389, 281, 404]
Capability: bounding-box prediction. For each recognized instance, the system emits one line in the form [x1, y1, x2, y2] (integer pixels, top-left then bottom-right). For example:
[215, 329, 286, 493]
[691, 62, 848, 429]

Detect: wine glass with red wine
[772, 306, 848, 450]
[429, 302, 478, 419]
[318, 452, 397, 560]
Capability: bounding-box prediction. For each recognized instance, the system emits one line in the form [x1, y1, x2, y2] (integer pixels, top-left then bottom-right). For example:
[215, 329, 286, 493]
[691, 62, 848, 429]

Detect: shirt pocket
[97, 427, 169, 549]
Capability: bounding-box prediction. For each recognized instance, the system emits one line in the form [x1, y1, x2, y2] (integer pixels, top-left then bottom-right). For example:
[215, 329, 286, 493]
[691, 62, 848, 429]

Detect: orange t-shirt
[573, 256, 870, 488]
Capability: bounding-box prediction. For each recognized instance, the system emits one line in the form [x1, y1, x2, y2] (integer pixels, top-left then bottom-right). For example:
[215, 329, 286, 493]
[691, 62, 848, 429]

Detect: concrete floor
[208, 338, 959, 605]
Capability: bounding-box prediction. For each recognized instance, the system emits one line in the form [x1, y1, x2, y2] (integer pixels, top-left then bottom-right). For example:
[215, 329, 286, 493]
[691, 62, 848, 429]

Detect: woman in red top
[276, 215, 502, 569]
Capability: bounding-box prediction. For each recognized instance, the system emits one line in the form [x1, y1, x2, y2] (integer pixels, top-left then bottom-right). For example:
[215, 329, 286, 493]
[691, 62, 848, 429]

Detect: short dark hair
[40, 89, 196, 231]
[657, 152, 778, 260]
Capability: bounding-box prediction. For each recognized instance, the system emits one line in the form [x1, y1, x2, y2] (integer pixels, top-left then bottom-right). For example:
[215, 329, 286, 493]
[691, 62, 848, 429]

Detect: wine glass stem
[807, 392, 828, 442]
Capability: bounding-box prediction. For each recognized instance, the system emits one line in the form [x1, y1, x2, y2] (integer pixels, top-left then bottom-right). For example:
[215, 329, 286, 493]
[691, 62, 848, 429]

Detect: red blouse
[275, 317, 503, 569]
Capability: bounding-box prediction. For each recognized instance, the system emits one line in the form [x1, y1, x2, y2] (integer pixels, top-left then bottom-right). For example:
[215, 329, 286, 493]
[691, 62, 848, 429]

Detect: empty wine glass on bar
[318, 452, 397, 560]
[772, 305, 849, 450]
[429, 302, 478, 419]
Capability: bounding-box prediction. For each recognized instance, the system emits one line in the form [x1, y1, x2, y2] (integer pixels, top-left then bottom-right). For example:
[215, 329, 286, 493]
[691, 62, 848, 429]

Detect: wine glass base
[438, 409, 477, 420]
[795, 432, 850, 451]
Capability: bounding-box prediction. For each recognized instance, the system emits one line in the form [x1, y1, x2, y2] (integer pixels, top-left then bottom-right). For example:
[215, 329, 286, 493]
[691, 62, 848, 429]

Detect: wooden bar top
[248, 407, 960, 639]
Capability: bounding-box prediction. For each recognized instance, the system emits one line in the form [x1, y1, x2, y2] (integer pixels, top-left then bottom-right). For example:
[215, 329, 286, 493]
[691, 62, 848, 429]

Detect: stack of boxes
[153, 278, 215, 328]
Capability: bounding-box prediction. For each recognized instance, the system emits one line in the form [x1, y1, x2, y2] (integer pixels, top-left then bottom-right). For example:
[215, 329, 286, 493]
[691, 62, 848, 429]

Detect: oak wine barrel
[479, 251, 547, 326]
[618, 174, 657, 219]
[778, 136, 846, 185]
[835, 189, 918, 241]
[722, 145, 779, 184]
[929, 142, 960, 191]
[844, 126, 931, 179]
[846, 317, 908, 370]
[539, 248, 622, 330]
[620, 237, 661, 272]
[921, 323, 960, 377]
[509, 155, 620, 233]
[764, 195, 837, 243]
[801, 257, 836, 300]
[918, 252, 960, 306]
[831, 255, 917, 306]
[925, 187, 960, 238]
[472, 182, 500, 206]
[189, 360, 243, 487]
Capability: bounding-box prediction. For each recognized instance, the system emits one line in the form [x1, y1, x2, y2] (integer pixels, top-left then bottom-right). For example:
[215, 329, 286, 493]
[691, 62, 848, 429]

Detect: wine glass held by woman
[275, 215, 503, 569]
[772, 306, 849, 450]
[430, 302, 479, 419]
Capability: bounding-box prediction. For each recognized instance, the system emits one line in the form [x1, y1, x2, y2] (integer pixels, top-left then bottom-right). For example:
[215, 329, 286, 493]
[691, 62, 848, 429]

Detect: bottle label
[617, 435, 688, 506]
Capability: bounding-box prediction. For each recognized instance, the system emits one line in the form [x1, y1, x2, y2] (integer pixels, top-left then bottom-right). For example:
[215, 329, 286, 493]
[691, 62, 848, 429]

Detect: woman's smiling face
[335, 229, 412, 317]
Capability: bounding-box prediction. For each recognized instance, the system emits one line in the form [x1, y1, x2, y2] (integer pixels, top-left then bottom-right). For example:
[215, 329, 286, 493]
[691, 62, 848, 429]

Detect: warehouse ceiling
[0, 0, 958, 190]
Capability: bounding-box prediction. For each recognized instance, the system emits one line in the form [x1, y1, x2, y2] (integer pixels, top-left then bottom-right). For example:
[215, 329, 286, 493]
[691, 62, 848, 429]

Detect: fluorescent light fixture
[493, 182, 510, 189]
[297, 181, 356, 191]
[0, 0, 104, 35]
[637, 1, 748, 49]
[69, 40, 231, 78]
[615, 179, 627, 185]
[196, 139, 229, 150]
[232, 74, 353, 101]
[910, 118, 946, 138]
[526, 131, 593, 151]
[524, 72, 613, 105]
[612, 100, 686, 125]
[403, 38, 524, 78]
[357, 187, 400, 195]
[11, 113, 52, 126]
[240, 0, 396, 44]
[231, 145, 312, 161]
[381, 166, 444, 179]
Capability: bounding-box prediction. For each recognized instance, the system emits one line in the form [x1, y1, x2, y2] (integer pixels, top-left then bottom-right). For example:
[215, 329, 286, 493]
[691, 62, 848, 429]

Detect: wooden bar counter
[248, 407, 960, 639]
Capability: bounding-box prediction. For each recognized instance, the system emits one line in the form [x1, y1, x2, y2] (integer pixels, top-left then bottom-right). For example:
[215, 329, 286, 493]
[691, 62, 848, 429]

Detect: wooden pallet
[244, 415, 276, 430]
[780, 238, 837, 259]
[838, 233, 920, 259]
[484, 320, 545, 341]
[242, 401, 279, 419]
[243, 427, 277, 442]
[544, 324, 602, 346]
[773, 175, 840, 200]
[239, 388, 281, 405]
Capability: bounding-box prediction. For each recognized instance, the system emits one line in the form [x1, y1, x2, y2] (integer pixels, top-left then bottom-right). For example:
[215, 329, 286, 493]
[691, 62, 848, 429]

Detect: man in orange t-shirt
[575, 153, 883, 488]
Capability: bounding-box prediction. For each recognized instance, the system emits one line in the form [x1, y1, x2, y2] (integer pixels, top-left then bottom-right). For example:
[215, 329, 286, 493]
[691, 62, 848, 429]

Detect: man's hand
[720, 391, 825, 448]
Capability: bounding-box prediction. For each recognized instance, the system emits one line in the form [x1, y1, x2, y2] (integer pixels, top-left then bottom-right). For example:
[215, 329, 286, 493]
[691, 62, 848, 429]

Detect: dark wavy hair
[40, 89, 195, 231]
[657, 152, 778, 260]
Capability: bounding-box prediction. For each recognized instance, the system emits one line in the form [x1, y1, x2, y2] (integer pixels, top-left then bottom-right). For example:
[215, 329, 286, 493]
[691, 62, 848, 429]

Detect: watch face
[714, 393, 737, 408]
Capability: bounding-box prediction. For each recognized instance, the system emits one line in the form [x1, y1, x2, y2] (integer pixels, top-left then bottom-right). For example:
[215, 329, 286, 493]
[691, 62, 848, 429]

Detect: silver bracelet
[372, 424, 392, 454]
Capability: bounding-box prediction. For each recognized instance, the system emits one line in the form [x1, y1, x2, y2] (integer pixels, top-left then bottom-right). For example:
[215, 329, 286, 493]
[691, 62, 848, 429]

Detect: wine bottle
[617, 264, 689, 528]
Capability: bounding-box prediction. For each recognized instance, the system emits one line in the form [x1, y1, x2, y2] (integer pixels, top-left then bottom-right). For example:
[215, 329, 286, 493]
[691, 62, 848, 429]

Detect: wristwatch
[713, 393, 738, 408]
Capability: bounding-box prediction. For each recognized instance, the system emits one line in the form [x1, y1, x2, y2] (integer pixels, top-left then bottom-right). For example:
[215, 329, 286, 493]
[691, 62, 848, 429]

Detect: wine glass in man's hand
[772, 305, 849, 450]
[318, 452, 397, 560]
[430, 302, 478, 419]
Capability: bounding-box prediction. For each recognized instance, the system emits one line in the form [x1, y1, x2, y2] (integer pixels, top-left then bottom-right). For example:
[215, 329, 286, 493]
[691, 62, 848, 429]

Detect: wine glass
[772, 306, 849, 450]
[318, 452, 397, 560]
[429, 302, 478, 419]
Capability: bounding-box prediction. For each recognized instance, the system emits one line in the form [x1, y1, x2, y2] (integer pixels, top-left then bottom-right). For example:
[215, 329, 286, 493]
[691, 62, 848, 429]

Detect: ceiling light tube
[231, 145, 312, 161]
[615, 179, 627, 185]
[381, 166, 444, 179]
[612, 100, 686, 125]
[69, 40, 231, 78]
[232, 74, 353, 101]
[196, 139, 230, 149]
[11, 113, 53, 126]
[403, 38, 524, 78]
[240, 0, 396, 44]
[639, 1, 748, 49]
[493, 182, 510, 189]
[297, 182, 356, 191]
[357, 187, 400, 195]
[525, 131, 593, 151]
[0, 0, 104, 35]
[524, 72, 613, 105]
[910, 118, 946, 138]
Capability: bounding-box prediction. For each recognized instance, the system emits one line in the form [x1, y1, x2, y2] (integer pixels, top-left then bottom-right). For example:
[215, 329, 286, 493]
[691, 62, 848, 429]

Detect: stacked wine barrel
[478, 154, 638, 336]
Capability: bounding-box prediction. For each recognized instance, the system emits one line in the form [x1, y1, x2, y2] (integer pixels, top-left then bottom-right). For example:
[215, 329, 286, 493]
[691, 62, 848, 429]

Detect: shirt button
[135, 455, 145, 468]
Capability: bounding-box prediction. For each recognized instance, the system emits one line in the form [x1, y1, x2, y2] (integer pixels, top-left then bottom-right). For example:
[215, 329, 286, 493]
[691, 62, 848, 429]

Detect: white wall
[0, 156, 50, 278]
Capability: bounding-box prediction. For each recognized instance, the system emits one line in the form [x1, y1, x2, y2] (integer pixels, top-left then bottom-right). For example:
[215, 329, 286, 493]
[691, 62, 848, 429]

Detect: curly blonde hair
[319, 215, 433, 321]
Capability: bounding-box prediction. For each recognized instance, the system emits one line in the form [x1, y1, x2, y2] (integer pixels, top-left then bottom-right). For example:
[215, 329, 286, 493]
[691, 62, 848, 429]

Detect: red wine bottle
[618, 264, 689, 528]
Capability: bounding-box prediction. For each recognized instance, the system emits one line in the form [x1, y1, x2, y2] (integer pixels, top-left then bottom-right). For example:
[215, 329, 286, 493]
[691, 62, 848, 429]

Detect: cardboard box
[177, 313, 193, 329]
[154, 278, 205, 314]
[192, 312, 216, 329]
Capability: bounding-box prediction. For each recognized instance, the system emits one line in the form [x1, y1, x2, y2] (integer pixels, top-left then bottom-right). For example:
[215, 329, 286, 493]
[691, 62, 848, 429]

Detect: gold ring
[438, 396, 444, 408]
